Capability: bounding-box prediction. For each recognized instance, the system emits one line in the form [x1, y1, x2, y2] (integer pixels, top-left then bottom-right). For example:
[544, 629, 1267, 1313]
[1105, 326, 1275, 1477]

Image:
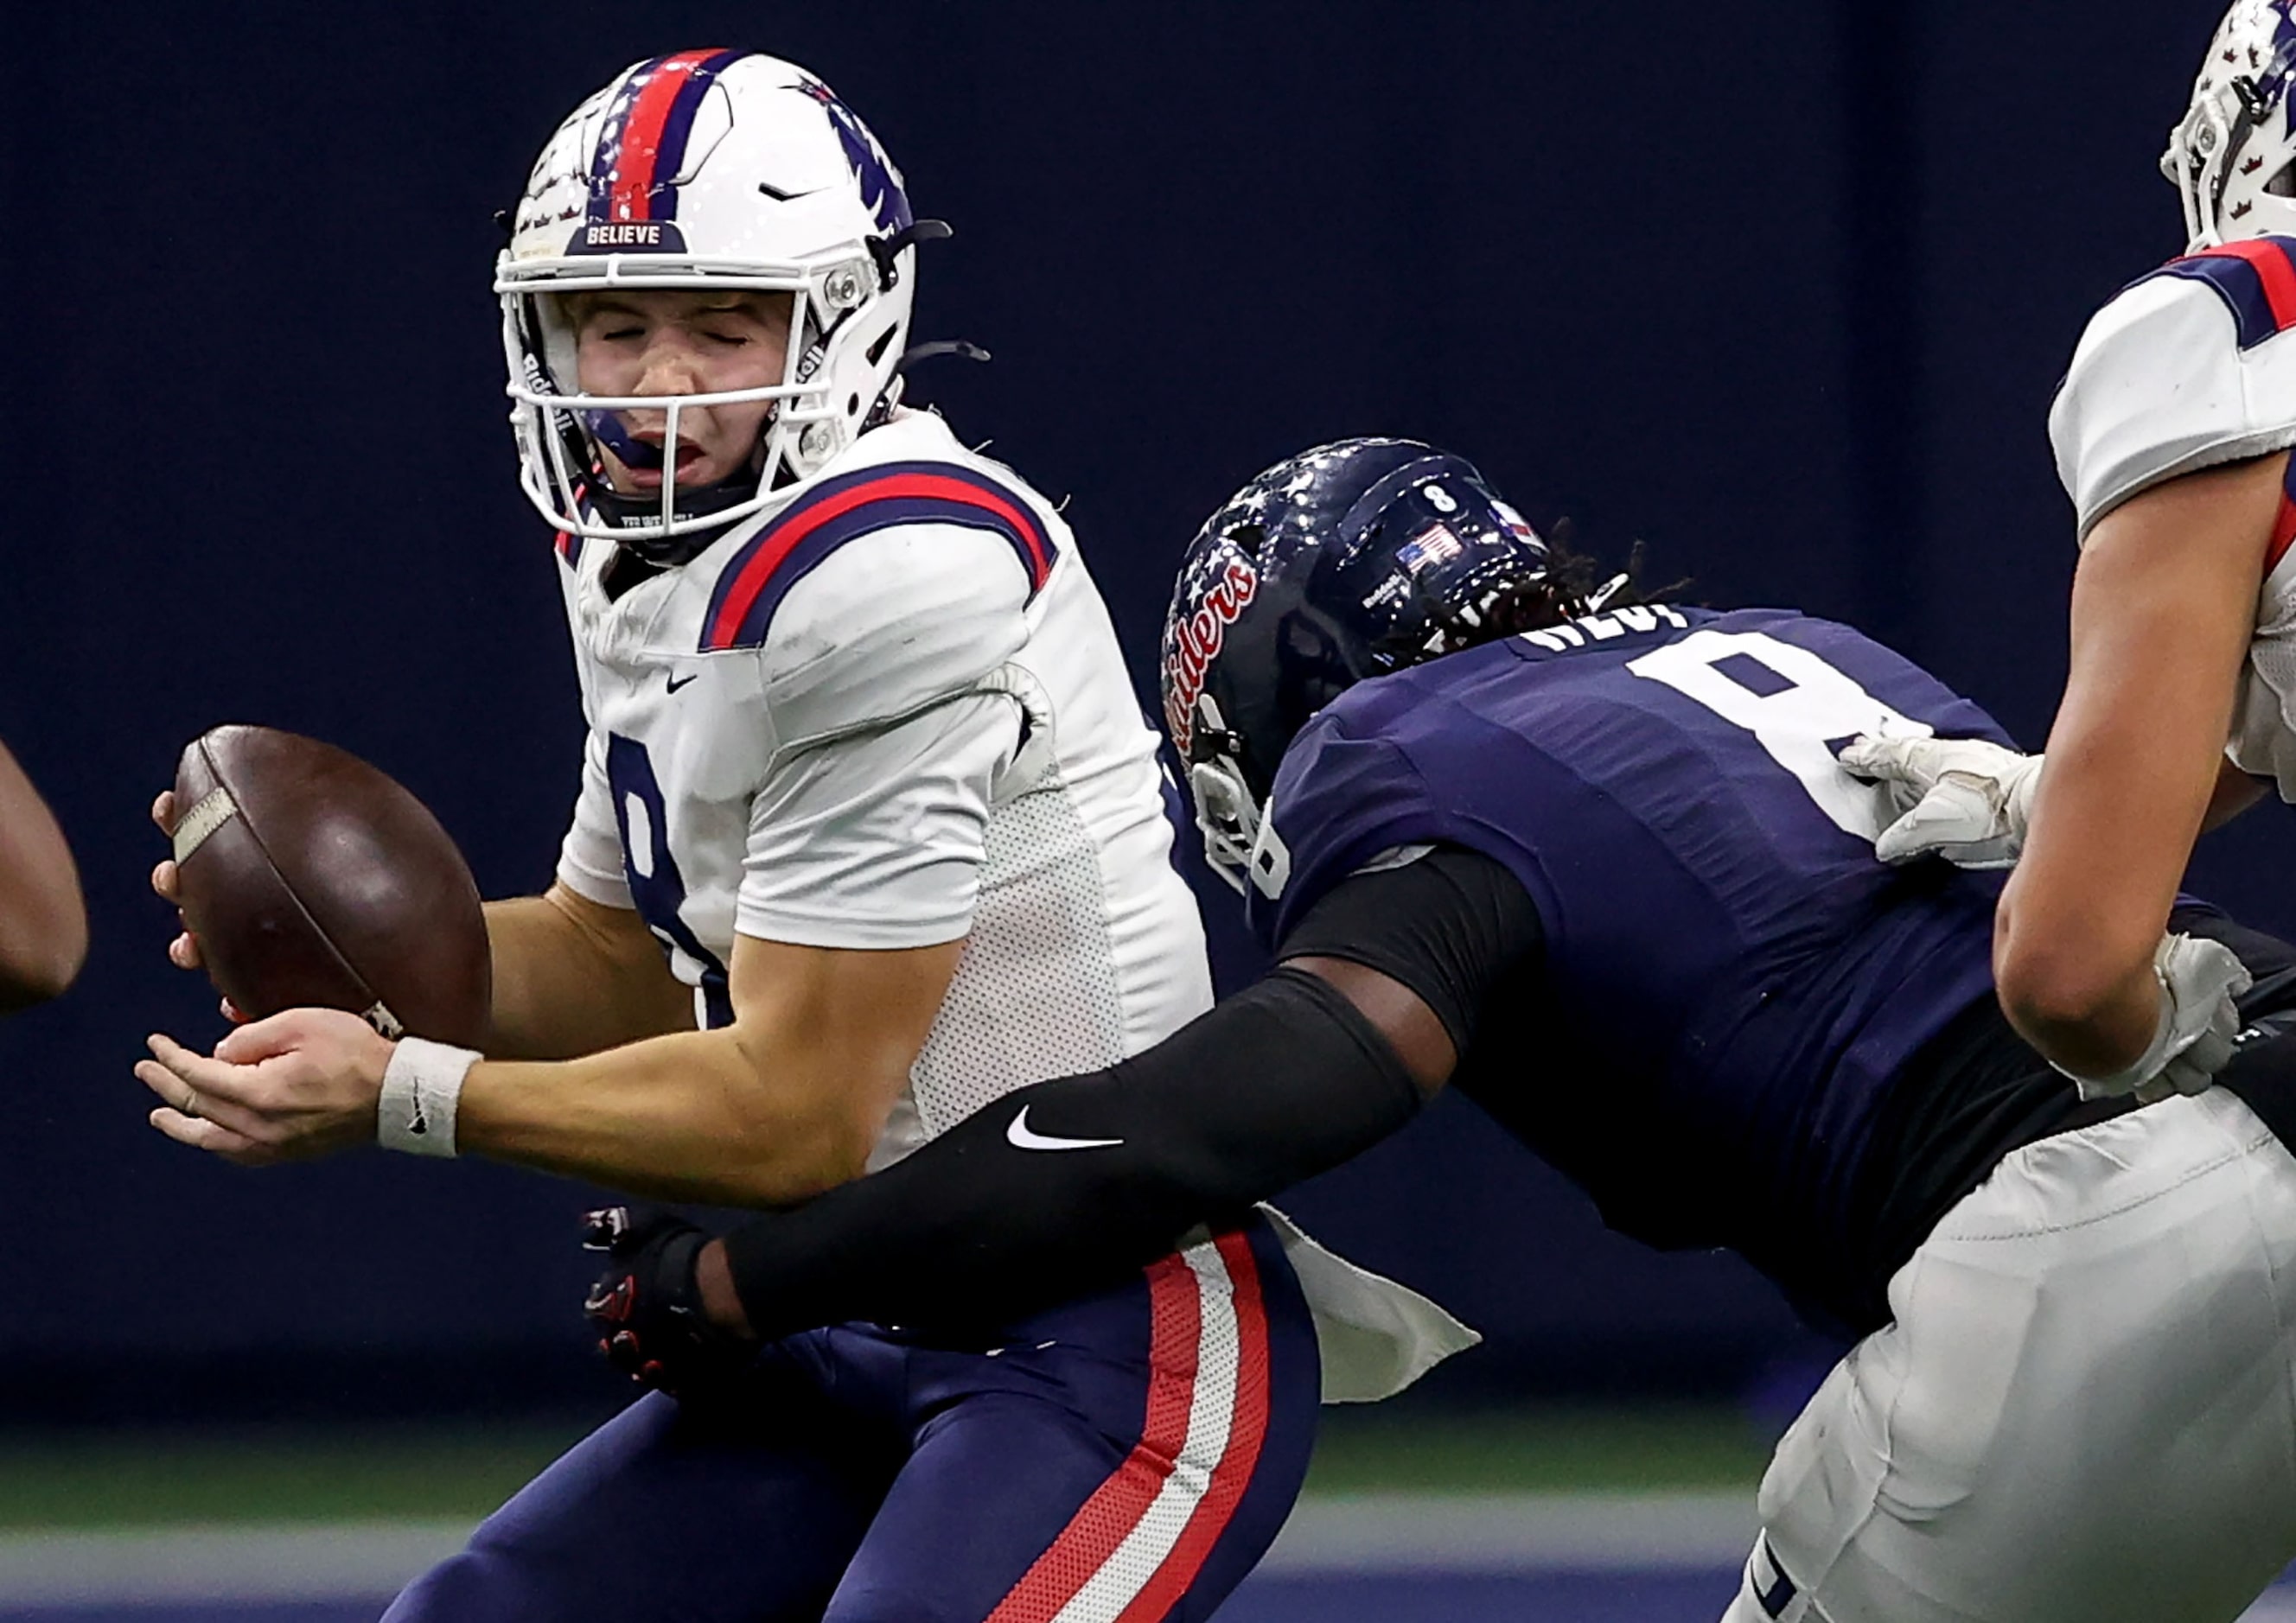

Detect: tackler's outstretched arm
[587, 847, 1540, 1372]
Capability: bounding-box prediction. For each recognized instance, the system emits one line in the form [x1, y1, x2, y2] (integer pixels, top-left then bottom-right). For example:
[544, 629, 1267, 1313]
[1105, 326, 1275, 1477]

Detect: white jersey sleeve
[727, 508, 1043, 949]
[737, 688, 1022, 948]
[555, 726, 633, 909]
[2050, 242, 2296, 542]
[754, 521, 1033, 749]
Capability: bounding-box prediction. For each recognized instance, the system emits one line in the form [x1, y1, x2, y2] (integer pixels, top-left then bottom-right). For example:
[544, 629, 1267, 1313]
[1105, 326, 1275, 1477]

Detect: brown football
[170, 725, 491, 1049]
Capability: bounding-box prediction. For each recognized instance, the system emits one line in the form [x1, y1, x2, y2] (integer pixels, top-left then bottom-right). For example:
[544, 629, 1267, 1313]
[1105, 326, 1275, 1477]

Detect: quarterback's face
[568, 290, 794, 494]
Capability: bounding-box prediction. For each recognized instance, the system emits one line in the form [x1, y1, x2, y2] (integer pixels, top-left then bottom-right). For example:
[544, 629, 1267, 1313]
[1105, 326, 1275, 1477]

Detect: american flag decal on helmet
[587, 49, 747, 228]
[700, 461, 1056, 652]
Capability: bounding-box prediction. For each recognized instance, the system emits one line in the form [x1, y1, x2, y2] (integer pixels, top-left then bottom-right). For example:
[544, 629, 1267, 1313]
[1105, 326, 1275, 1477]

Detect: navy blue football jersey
[1247, 604, 2018, 1319]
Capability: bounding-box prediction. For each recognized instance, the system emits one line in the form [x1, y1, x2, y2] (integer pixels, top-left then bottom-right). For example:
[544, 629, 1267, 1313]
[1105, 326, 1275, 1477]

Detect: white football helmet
[498, 51, 934, 561]
[2164, 1, 2296, 248]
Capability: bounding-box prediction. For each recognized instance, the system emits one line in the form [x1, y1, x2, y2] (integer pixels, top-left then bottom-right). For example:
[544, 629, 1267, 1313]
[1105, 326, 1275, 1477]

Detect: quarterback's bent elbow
[1993, 925, 2156, 1075]
[718, 1103, 881, 1208]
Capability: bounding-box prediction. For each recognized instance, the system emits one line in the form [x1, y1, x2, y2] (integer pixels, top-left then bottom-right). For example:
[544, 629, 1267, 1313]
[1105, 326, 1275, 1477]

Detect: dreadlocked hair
[1394, 519, 1688, 666]
[1543, 519, 1689, 618]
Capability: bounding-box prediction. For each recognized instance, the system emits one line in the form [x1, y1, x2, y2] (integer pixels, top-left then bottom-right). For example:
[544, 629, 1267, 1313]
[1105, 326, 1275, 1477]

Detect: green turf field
[0, 1406, 1775, 1530]
[1301, 1404, 1773, 1496]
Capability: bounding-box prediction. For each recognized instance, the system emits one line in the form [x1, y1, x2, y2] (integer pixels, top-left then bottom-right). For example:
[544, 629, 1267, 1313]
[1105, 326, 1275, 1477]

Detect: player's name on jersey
[1520, 604, 1690, 651]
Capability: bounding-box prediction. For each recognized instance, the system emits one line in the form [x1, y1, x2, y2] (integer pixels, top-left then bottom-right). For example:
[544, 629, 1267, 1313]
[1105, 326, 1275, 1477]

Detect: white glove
[1837, 734, 2042, 869]
[2054, 932, 2253, 1104]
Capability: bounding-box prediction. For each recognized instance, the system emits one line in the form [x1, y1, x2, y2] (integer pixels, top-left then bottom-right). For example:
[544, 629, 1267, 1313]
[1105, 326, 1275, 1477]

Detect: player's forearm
[482, 887, 692, 1060]
[0, 739, 85, 1011]
[1999, 746, 2227, 1077]
[457, 1023, 880, 1206]
[1993, 897, 2161, 1074]
[1995, 739, 2195, 1071]
[1996, 465, 2267, 1073]
[716, 966, 1425, 1340]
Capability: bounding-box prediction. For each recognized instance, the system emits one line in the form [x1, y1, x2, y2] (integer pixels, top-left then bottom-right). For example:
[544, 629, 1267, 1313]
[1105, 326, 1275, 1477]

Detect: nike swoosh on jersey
[1005, 1106, 1123, 1152]
[666, 671, 701, 693]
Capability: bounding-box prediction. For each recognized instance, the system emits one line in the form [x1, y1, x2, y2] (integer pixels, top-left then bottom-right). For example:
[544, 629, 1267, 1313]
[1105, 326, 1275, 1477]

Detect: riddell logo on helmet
[1164, 558, 1260, 754]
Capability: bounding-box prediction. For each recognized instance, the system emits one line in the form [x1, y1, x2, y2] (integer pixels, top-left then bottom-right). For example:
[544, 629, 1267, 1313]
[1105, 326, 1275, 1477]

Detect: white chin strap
[1189, 756, 1260, 896]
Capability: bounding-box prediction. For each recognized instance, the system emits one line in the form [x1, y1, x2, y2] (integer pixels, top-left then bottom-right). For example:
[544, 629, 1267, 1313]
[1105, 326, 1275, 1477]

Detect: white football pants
[1721, 1087, 2296, 1623]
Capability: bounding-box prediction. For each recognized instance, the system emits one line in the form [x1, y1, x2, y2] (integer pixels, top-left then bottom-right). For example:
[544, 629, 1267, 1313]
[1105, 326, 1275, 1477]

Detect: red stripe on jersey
[2197, 239, 2296, 334]
[2267, 492, 2296, 580]
[985, 1255, 1203, 1623]
[1110, 1230, 1274, 1623]
[703, 472, 1053, 651]
[608, 52, 718, 221]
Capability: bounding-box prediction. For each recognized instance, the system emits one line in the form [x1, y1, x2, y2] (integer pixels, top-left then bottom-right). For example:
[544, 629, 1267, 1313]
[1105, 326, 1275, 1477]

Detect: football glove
[2054, 932, 2253, 1105]
[1837, 734, 2041, 870]
[581, 1206, 755, 1397]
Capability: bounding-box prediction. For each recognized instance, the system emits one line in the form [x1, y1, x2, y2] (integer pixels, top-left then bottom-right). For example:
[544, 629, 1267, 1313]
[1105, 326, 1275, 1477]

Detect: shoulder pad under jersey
[699, 457, 1061, 748]
[2052, 238, 2296, 541]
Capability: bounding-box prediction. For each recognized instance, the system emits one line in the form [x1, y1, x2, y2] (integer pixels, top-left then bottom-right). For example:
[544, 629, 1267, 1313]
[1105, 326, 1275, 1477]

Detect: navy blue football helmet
[1161, 437, 1585, 892]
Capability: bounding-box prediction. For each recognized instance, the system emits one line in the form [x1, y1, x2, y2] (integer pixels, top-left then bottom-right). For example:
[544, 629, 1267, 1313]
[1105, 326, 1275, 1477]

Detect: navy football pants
[384, 1215, 1319, 1622]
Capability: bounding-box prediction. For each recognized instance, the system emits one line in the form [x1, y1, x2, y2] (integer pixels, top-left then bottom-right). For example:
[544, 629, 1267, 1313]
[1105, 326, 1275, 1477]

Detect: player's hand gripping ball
[165, 725, 490, 1047]
[583, 1206, 756, 1397]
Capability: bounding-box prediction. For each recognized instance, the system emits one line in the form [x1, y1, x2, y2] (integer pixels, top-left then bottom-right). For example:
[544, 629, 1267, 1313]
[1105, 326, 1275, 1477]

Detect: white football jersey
[2050, 238, 2296, 796]
[549, 409, 1475, 1400]
[552, 409, 1209, 1155]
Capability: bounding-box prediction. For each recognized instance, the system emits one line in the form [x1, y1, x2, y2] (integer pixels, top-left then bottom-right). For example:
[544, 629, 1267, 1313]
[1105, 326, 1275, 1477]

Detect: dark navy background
[0, 1, 2280, 1418]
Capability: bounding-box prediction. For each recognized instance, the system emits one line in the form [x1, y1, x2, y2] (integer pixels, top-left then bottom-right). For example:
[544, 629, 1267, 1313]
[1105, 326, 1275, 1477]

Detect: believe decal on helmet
[569, 220, 689, 256]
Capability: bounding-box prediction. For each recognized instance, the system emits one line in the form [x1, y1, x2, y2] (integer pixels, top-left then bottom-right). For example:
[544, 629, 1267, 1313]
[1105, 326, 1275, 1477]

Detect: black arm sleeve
[721, 846, 1543, 1340]
[1275, 845, 1545, 1053]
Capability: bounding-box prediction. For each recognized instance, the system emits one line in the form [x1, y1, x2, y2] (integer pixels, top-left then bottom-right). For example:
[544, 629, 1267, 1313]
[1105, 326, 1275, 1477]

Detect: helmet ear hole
[1225, 522, 1266, 558]
[2267, 160, 2296, 197]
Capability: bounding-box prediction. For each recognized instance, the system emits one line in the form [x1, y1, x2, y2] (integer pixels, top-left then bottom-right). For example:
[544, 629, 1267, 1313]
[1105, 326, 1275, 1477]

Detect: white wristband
[377, 1037, 479, 1157]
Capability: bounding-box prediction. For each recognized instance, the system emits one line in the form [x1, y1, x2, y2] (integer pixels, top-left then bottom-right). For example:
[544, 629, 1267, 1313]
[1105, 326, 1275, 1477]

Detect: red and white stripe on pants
[985, 1231, 1273, 1623]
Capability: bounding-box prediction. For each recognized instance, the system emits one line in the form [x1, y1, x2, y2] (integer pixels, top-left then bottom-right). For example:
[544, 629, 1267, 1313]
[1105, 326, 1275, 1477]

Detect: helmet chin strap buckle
[867, 219, 953, 291]
[1188, 757, 1260, 897]
[795, 420, 844, 469]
